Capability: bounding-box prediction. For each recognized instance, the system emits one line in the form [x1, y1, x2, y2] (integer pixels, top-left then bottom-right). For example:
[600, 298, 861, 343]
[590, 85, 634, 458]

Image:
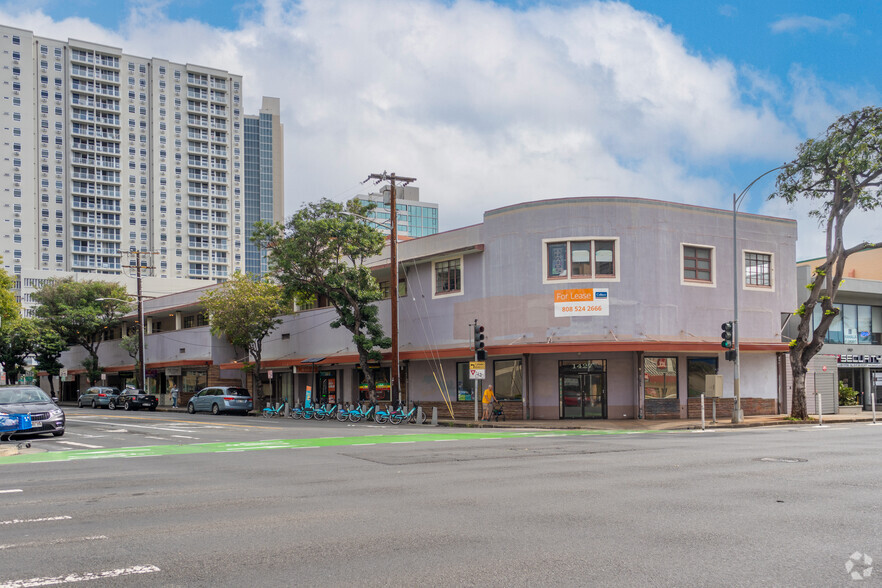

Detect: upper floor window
[682, 244, 714, 285]
[744, 251, 773, 289]
[544, 238, 618, 282]
[434, 257, 462, 297]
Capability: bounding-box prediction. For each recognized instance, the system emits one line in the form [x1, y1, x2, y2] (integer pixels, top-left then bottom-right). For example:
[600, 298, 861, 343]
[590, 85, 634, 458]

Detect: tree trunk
[789, 350, 808, 420]
[252, 357, 262, 409]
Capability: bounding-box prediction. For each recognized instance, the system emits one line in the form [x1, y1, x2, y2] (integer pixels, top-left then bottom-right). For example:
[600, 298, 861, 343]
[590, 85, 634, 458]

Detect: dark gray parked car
[0, 385, 65, 441]
[77, 386, 122, 408]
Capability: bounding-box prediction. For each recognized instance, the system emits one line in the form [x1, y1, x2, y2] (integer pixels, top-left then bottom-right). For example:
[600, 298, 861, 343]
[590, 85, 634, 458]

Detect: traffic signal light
[721, 321, 733, 349]
[474, 323, 485, 360]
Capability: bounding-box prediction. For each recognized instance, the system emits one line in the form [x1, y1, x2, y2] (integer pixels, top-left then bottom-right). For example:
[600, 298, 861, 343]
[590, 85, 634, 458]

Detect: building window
[682, 244, 714, 284]
[744, 251, 772, 288]
[493, 359, 523, 401]
[544, 238, 618, 282]
[644, 357, 678, 399]
[455, 362, 475, 401]
[686, 357, 718, 397]
[434, 257, 462, 296]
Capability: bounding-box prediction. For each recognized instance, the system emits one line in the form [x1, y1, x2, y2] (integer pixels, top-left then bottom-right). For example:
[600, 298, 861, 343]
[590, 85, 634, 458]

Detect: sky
[2, 0, 880, 259]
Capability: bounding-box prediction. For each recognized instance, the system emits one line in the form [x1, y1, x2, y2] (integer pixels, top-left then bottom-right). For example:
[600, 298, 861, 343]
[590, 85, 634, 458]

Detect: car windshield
[0, 387, 52, 405]
[227, 388, 250, 396]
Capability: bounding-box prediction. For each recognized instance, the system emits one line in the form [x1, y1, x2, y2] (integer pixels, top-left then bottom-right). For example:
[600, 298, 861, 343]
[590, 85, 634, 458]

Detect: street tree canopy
[771, 106, 882, 419]
[253, 198, 391, 401]
[200, 272, 285, 398]
[31, 278, 131, 385]
[32, 322, 67, 396]
[0, 318, 37, 385]
[0, 256, 18, 325]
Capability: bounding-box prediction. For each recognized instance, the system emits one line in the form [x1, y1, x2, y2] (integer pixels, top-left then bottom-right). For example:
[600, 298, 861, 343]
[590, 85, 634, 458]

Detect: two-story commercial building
[56, 196, 797, 420]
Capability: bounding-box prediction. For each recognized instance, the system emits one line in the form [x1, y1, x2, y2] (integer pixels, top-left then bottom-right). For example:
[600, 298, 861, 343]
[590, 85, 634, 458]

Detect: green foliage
[200, 272, 285, 394]
[253, 198, 390, 398]
[794, 304, 806, 317]
[32, 322, 67, 394]
[0, 256, 19, 324]
[770, 106, 882, 419]
[838, 381, 859, 406]
[0, 318, 38, 384]
[31, 278, 131, 384]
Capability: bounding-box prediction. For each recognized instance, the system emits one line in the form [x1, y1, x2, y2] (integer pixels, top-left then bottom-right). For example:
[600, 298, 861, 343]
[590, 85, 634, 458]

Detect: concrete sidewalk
[436, 412, 881, 431]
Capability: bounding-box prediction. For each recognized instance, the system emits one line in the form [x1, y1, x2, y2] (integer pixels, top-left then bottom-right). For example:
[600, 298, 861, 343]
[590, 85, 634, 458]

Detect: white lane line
[170, 435, 198, 439]
[0, 564, 160, 587]
[390, 441, 415, 444]
[0, 489, 23, 494]
[0, 516, 72, 526]
[434, 439, 457, 442]
[73, 419, 197, 433]
[143, 436, 166, 440]
[480, 437, 502, 440]
[0, 535, 107, 551]
[55, 441, 103, 449]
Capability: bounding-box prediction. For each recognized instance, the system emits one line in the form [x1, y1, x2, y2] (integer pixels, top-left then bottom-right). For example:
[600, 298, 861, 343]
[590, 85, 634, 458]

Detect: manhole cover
[757, 457, 807, 463]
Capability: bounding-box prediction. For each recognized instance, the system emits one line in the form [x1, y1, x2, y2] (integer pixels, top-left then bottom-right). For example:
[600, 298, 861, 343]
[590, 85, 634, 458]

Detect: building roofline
[485, 196, 797, 225]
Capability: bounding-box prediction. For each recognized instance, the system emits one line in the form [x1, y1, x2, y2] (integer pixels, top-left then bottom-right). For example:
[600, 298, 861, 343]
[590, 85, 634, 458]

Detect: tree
[771, 106, 882, 419]
[253, 198, 391, 403]
[0, 318, 37, 385]
[119, 328, 141, 387]
[31, 278, 130, 385]
[32, 322, 67, 397]
[0, 255, 18, 325]
[200, 272, 285, 400]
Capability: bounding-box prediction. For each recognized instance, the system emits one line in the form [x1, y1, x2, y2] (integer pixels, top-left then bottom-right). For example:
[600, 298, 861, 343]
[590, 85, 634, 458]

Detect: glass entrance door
[559, 360, 607, 419]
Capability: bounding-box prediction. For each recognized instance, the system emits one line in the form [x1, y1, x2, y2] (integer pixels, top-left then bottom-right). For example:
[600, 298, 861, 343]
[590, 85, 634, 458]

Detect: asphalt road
[1, 410, 880, 587]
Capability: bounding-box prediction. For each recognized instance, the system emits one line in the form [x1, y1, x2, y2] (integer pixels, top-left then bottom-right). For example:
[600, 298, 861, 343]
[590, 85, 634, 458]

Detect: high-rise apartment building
[243, 97, 284, 276]
[359, 186, 438, 238]
[0, 25, 284, 311]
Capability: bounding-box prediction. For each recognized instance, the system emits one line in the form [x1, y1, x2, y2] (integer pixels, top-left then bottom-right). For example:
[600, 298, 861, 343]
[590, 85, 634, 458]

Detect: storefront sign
[838, 354, 882, 368]
[554, 288, 609, 317]
[166, 367, 182, 376]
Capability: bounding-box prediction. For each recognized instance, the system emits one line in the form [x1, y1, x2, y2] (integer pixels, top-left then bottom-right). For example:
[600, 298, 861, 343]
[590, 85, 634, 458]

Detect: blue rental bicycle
[262, 400, 287, 418]
[347, 403, 376, 423]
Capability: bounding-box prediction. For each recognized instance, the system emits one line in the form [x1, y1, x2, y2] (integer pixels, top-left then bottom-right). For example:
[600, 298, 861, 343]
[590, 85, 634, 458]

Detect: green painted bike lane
[0, 428, 669, 466]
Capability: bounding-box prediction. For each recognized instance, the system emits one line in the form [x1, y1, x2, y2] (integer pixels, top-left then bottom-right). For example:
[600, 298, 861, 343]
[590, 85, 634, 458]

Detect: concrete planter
[838, 405, 863, 415]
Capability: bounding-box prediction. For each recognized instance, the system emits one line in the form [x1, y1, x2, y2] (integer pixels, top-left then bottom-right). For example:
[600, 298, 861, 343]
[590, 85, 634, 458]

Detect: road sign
[469, 361, 486, 380]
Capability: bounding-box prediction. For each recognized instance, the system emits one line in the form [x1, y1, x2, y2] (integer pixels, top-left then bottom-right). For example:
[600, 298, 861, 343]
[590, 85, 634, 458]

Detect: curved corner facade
[56, 196, 797, 421]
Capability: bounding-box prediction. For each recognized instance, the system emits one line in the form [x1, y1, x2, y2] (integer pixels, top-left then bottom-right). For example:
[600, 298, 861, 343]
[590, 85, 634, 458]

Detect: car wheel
[52, 431, 64, 437]
[91, 400, 97, 409]
[211, 403, 220, 415]
[78, 399, 83, 408]
[124, 401, 132, 411]
[108, 400, 116, 410]
[187, 403, 195, 414]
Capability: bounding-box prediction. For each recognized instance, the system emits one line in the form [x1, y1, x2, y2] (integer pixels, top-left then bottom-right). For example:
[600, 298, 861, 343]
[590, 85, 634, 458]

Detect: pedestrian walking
[481, 384, 496, 421]
[170, 386, 179, 408]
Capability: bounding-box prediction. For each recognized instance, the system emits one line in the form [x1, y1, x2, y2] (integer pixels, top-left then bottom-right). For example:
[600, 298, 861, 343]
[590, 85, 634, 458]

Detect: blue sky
[3, 0, 880, 257]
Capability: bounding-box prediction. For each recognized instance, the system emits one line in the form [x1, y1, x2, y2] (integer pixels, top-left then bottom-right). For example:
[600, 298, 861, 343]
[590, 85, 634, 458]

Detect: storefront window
[687, 357, 717, 397]
[456, 362, 473, 401]
[843, 304, 858, 344]
[358, 367, 391, 401]
[181, 369, 207, 394]
[645, 357, 678, 399]
[493, 359, 523, 401]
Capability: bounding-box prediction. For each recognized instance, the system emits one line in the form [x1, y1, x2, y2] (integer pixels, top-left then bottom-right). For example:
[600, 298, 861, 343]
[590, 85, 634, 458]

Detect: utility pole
[366, 171, 416, 405]
[123, 248, 156, 391]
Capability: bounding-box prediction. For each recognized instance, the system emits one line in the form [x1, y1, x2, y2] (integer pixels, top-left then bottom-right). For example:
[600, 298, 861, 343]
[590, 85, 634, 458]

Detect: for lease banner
[554, 288, 609, 317]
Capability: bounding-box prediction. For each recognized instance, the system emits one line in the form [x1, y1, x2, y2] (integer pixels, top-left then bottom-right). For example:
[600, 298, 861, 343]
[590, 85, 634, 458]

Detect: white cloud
[0, 0, 872, 243]
[770, 13, 851, 34]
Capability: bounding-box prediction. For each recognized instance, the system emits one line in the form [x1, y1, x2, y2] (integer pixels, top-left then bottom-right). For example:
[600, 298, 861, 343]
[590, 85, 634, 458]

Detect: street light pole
[732, 165, 785, 424]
